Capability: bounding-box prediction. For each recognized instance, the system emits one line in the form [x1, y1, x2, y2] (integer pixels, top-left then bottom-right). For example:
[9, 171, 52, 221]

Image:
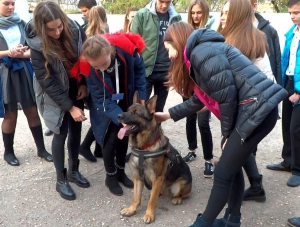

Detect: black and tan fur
[117, 92, 192, 224]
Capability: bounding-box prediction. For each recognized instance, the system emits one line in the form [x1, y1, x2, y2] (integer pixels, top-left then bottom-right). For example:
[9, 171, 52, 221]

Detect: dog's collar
[139, 136, 160, 150]
[131, 146, 168, 159]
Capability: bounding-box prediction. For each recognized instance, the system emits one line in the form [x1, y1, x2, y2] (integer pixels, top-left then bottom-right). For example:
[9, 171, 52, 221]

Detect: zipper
[102, 120, 112, 145]
[149, 17, 160, 76]
[239, 97, 258, 105]
[236, 128, 245, 145]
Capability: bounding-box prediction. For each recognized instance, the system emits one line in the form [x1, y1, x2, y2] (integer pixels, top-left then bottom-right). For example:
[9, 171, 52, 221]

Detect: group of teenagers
[0, 0, 300, 226]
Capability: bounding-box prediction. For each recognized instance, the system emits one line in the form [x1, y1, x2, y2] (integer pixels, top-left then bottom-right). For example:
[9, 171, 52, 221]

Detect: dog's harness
[131, 138, 181, 190]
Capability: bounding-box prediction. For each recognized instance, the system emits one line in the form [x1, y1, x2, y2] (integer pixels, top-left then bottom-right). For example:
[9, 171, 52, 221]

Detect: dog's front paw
[143, 212, 155, 224]
[172, 196, 183, 205]
[120, 207, 136, 217]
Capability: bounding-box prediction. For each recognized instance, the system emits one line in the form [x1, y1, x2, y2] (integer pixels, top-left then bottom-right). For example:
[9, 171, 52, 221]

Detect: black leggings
[102, 123, 128, 174]
[202, 107, 278, 222]
[52, 112, 82, 170]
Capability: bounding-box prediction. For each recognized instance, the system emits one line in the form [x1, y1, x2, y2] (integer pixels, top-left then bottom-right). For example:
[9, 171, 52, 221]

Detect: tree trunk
[270, 0, 280, 13]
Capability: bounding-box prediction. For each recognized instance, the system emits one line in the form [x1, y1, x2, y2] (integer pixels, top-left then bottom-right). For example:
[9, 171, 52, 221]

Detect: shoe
[105, 174, 123, 196]
[117, 168, 133, 188]
[94, 143, 103, 158]
[37, 149, 53, 162]
[79, 146, 97, 162]
[125, 153, 131, 163]
[213, 208, 229, 226]
[44, 128, 53, 136]
[287, 175, 300, 187]
[266, 162, 291, 172]
[288, 217, 300, 227]
[80, 127, 98, 161]
[67, 160, 90, 188]
[56, 168, 76, 200]
[189, 213, 212, 227]
[183, 152, 197, 163]
[243, 174, 266, 202]
[204, 161, 214, 178]
[2, 132, 19, 166]
[4, 153, 20, 166]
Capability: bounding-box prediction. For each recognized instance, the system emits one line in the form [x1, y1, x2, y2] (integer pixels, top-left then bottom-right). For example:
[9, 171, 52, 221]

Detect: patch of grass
[64, 9, 81, 14]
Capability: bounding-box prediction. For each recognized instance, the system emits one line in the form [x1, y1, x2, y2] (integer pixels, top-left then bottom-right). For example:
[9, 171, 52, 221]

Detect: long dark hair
[33, 1, 77, 78]
[164, 22, 194, 98]
[187, 0, 210, 29]
[217, 0, 268, 59]
[123, 6, 139, 32]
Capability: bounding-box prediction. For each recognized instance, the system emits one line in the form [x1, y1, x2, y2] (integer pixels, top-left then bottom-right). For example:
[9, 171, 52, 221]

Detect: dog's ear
[133, 91, 140, 104]
[146, 95, 157, 114]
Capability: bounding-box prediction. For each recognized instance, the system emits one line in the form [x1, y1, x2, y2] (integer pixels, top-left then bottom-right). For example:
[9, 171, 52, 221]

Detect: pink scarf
[184, 46, 220, 119]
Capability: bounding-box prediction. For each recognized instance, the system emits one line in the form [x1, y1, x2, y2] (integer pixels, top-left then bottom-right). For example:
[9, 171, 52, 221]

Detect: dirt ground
[0, 90, 298, 227]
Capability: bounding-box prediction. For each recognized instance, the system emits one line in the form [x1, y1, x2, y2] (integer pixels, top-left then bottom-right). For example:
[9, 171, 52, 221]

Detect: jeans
[183, 97, 213, 160]
[146, 71, 168, 112]
[202, 107, 278, 222]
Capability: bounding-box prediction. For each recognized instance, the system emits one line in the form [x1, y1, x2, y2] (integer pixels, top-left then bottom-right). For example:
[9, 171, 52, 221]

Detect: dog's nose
[117, 114, 123, 121]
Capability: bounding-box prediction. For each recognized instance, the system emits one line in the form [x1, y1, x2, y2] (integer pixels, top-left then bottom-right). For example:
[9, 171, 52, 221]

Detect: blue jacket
[281, 24, 300, 105]
[84, 33, 146, 146]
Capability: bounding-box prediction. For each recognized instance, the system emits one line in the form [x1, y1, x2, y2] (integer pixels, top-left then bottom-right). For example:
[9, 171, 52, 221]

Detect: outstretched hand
[69, 106, 87, 122]
[154, 112, 171, 123]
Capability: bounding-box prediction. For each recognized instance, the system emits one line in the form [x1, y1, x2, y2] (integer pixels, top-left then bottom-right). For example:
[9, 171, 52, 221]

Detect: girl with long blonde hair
[187, 0, 215, 29]
[85, 6, 106, 37]
[217, 0, 276, 205]
[182, 0, 215, 172]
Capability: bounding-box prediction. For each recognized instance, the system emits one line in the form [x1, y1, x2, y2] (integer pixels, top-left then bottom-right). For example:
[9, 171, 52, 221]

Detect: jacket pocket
[33, 75, 44, 115]
[42, 104, 64, 134]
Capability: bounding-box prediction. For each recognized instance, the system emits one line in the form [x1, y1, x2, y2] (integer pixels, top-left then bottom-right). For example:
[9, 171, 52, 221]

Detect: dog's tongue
[118, 125, 131, 140]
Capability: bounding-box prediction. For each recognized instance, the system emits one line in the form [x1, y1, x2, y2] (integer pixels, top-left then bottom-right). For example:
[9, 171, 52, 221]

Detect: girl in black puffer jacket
[155, 22, 287, 227]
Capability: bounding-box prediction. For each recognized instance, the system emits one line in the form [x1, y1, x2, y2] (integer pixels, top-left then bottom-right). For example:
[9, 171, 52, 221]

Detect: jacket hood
[255, 13, 269, 30]
[146, 0, 180, 19]
[186, 29, 225, 60]
[102, 32, 146, 55]
[25, 19, 43, 52]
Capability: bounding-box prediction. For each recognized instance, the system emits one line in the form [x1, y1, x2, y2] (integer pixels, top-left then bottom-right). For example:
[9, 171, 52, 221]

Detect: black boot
[56, 168, 76, 200]
[243, 174, 266, 202]
[105, 172, 123, 196]
[116, 165, 133, 188]
[3, 131, 19, 166]
[212, 208, 229, 226]
[79, 127, 97, 162]
[30, 125, 53, 162]
[94, 142, 103, 158]
[67, 159, 90, 188]
[212, 209, 241, 227]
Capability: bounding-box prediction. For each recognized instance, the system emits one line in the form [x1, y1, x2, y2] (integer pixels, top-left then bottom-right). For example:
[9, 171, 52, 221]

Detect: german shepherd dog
[117, 92, 192, 224]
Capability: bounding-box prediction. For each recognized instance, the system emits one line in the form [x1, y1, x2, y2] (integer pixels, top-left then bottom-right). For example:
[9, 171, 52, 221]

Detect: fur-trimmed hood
[71, 32, 146, 80]
[102, 32, 146, 55]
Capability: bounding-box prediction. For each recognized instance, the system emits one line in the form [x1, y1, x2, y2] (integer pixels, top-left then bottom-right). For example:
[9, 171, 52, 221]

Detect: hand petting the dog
[154, 112, 171, 123]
